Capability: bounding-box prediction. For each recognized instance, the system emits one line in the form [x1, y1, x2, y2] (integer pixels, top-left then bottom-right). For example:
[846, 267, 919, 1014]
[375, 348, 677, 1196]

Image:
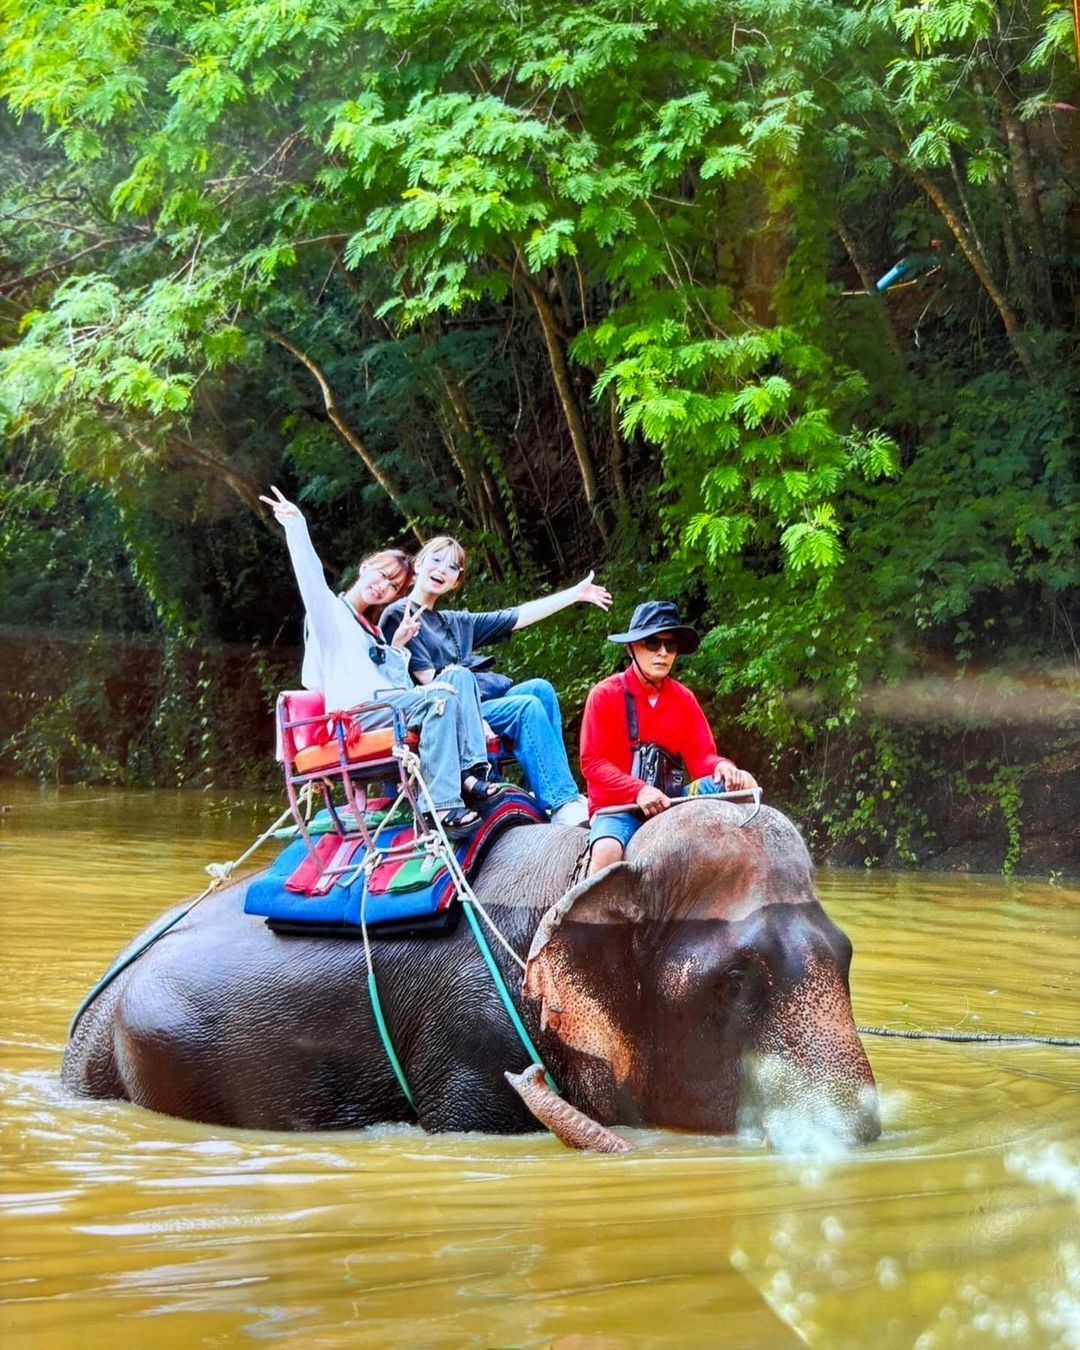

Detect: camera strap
[622, 674, 687, 795]
[622, 673, 641, 749]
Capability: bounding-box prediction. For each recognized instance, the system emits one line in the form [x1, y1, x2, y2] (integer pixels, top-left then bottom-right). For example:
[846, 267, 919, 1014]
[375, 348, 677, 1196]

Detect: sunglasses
[640, 635, 678, 653]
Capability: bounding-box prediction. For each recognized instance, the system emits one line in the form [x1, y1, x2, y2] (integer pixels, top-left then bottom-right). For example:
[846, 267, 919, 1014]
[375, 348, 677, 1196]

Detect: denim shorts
[588, 809, 644, 851]
[588, 777, 725, 852]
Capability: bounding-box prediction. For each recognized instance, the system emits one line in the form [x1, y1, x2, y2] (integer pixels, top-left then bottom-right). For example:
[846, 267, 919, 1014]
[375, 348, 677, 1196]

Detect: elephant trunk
[742, 1050, 880, 1152]
[742, 955, 881, 1151]
[505, 1065, 632, 1153]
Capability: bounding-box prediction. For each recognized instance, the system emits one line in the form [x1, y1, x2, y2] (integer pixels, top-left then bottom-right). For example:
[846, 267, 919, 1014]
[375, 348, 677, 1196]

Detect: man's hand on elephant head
[636, 784, 672, 817]
[714, 763, 759, 792]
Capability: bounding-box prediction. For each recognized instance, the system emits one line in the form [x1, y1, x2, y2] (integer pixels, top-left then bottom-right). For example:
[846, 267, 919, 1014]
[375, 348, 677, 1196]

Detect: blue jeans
[589, 776, 726, 850]
[363, 665, 488, 812]
[481, 678, 580, 813]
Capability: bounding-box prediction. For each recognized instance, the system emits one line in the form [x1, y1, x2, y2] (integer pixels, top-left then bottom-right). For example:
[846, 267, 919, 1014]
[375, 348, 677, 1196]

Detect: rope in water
[857, 1025, 1080, 1047]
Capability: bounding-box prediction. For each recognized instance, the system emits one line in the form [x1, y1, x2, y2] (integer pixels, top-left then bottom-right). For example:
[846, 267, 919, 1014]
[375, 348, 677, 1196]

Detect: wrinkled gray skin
[63, 802, 879, 1147]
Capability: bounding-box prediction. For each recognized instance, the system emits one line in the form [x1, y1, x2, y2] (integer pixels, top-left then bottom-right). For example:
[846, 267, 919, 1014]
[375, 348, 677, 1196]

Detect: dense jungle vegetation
[1, 0, 1077, 870]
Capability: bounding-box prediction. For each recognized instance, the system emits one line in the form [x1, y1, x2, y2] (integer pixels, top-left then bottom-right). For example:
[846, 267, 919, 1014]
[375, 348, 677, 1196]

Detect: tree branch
[496, 255, 609, 542]
[0, 237, 143, 296]
[266, 326, 424, 542]
[834, 216, 904, 360]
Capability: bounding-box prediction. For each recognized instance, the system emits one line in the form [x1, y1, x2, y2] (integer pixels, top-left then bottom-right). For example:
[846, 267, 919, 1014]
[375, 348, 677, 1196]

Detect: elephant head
[521, 801, 880, 1150]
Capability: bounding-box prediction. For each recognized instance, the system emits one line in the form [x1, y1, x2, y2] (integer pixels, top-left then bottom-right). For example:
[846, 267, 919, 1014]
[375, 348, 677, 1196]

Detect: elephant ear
[523, 861, 646, 1087]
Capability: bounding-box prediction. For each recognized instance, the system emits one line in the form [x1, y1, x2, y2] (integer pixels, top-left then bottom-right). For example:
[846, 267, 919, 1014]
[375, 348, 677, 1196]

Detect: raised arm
[511, 571, 612, 631]
[258, 485, 338, 633]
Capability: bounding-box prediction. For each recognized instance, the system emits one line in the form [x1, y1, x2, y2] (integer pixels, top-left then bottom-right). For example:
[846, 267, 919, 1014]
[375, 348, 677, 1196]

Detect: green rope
[70, 908, 190, 1038]
[69, 802, 296, 1039]
[359, 878, 417, 1111]
[366, 966, 416, 1108]
[461, 899, 558, 1094]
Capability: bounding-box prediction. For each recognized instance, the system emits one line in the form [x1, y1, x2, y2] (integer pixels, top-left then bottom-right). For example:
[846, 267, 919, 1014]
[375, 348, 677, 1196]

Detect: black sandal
[425, 806, 482, 840]
[462, 772, 512, 805]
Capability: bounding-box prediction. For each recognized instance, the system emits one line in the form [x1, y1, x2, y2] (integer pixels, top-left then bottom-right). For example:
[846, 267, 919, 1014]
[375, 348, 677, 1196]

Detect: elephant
[62, 800, 880, 1150]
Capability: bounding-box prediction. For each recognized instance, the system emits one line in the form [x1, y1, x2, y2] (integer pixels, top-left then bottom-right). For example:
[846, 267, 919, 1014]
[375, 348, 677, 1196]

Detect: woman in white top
[261, 487, 501, 837]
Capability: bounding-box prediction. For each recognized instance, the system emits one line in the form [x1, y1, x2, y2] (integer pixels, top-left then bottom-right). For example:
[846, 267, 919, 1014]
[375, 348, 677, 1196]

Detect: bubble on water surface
[186, 1138, 246, 1157]
[1005, 1144, 1080, 1203]
[876, 1256, 903, 1289]
[821, 1215, 844, 1243]
[1034, 1242, 1080, 1348]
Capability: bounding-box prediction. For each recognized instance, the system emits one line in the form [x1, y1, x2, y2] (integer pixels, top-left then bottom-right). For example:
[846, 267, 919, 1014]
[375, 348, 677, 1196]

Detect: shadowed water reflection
[1, 783, 1077, 1347]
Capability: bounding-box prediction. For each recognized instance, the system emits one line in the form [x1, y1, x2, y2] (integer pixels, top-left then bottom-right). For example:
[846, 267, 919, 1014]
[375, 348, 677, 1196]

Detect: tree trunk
[991, 78, 1055, 321]
[120, 425, 265, 517]
[971, 73, 1039, 322]
[166, 434, 266, 516]
[440, 374, 514, 546]
[948, 147, 992, 273]
[266, 327, 424, 542]
[834, 216, 904, 360]
[434, 397, 491, 535]
[608, 390, 629, 506]
[498, 257, 609, 542]
[883, 150, 1035, 379]
[985, 170, 1038, 321]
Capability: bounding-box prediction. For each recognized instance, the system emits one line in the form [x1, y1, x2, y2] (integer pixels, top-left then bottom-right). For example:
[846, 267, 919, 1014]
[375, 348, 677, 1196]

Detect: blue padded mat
[244, 788, 545, 933]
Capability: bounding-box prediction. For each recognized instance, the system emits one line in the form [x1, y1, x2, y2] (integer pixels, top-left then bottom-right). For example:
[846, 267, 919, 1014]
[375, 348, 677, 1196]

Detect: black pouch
[458, 650, 512, 701]
[631, 742, 688, 796]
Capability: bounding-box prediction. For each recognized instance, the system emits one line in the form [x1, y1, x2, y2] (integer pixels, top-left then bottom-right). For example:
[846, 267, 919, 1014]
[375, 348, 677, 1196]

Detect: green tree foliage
[0, 0, 1075, 793]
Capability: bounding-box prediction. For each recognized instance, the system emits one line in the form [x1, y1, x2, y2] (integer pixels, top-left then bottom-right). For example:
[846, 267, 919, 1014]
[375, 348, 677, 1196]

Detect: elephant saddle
[244, 787, 544, 937]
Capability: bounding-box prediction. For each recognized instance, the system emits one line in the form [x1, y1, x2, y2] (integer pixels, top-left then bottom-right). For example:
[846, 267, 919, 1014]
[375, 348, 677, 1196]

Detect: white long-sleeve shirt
[282, 513, 411, 712]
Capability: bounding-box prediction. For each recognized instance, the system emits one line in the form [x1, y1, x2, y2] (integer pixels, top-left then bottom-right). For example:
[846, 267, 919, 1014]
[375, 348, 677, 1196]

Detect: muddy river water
[1, 783, 1077, 1347]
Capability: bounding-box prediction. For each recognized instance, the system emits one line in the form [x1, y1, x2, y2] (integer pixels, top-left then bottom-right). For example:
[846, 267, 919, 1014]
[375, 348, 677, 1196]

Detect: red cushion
[277, 690, 330, 758]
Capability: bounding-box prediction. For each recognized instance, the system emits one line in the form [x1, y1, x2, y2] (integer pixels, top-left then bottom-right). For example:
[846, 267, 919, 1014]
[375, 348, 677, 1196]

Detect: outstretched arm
[258, 485, 338, 633]
[511, 571, 612, 631]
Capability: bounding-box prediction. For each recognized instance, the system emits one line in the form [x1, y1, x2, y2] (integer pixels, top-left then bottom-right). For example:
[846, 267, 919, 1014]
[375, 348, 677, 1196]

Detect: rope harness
[68, 744, 554, 1112]
[68, 792, 310, 1037]
[355, 746, 555, 1113]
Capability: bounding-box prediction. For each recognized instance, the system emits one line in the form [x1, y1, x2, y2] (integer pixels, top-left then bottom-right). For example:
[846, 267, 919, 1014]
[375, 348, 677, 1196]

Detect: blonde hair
[415, 535, 467, 582]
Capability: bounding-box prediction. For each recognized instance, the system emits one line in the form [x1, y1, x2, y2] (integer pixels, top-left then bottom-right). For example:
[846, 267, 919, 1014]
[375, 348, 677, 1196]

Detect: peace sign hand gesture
[390, 598, 423, 650]
[258, 485, 302, 526]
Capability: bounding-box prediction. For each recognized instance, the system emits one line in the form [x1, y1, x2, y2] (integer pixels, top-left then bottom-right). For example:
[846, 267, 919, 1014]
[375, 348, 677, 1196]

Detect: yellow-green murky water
[1, 782, 1077, 1347]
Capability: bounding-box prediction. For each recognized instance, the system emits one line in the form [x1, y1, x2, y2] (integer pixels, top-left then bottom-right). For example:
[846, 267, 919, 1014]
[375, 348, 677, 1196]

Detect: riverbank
[2, 627, 1076, 878]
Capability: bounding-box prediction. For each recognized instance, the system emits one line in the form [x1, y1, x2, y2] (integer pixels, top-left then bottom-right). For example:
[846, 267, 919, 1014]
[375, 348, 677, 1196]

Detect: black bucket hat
[607, 601, 700, 655]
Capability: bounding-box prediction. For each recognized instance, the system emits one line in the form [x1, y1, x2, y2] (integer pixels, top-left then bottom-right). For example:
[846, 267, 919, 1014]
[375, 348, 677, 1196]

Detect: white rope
[435, 831, 527, 971]
[203, 799, 301, 884]
[395, 750, 528, 972]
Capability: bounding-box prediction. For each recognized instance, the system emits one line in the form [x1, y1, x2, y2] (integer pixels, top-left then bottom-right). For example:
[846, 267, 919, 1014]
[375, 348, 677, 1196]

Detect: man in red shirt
[580, 601, 759, 875]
